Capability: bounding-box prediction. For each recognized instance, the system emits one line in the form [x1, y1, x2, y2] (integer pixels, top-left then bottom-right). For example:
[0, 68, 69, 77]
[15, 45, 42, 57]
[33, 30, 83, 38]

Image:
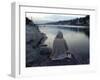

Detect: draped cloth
[50, 31, 69, 60]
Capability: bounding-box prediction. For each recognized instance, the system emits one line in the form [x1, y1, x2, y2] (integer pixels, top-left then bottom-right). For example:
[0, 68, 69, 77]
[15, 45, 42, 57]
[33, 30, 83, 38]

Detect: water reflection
[39, 25, 89, 64]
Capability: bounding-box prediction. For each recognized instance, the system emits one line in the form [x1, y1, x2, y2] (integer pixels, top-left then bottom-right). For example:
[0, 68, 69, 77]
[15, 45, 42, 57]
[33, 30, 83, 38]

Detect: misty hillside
[45, 15, 89, 26]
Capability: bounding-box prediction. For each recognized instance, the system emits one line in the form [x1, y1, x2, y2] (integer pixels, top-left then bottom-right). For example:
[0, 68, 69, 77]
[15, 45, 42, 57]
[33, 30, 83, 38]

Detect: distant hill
[45, 15, 89, 26]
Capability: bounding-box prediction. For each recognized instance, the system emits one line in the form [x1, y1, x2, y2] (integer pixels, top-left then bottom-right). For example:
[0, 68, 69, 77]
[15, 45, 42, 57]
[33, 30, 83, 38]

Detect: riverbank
[26, 17, 89, 67]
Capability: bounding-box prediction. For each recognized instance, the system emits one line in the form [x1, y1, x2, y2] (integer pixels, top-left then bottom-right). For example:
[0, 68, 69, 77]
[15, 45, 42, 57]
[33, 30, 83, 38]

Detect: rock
[26, 17, 48, 67]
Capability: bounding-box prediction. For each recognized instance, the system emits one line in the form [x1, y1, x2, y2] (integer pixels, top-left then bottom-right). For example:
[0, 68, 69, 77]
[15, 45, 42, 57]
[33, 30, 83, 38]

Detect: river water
[39, 25, 89, 64]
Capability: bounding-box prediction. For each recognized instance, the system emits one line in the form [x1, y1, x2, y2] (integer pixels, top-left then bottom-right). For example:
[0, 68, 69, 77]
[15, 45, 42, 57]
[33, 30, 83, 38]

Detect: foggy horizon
[26, 13, 86, 24]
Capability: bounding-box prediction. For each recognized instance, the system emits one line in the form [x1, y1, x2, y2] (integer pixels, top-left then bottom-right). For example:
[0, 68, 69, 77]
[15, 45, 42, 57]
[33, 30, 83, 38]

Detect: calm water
[39, 25, 89, 64]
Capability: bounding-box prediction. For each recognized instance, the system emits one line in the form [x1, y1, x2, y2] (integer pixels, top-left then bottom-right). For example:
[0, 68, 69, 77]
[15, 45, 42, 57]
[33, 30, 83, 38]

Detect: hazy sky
[26, 13, 86, 24]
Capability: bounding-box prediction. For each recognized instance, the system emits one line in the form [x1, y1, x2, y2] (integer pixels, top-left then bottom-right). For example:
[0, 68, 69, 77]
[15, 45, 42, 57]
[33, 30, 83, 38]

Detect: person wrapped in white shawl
[51, 31, 71, 60]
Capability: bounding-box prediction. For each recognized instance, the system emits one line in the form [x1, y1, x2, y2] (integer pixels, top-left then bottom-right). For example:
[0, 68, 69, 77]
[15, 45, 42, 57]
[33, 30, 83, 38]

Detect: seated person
[50, 31, 70, 60]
